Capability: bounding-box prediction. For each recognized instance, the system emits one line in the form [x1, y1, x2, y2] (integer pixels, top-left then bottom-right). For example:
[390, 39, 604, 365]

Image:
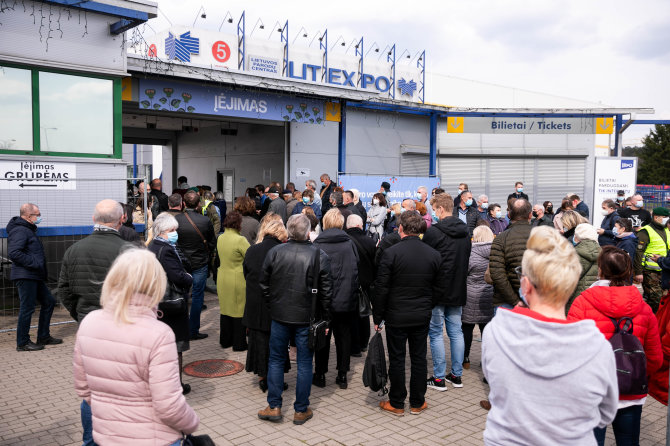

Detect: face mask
[373, 199, 379, 205]
[663, 217, 670, 226]
[617, 196, 625, 201]
[34, 216, 42, 225]
[481, 203, 489, 209]
[636, 200, 644, 207]
[390, 211, 395, 218]
[400, 208, 406, 214]
[532, 211, 538, 218]
[612, 227, 619, 236]
[601, 209, 610, 216]
[572, 239, 579, 246]
[518, 285, 529, 307]
[321, 182, 326, 187]
[431, 210, 438, 221]
[302, 197, 310, 204]
[382, 190, 387, 196]
[546, 206, 553, 213]
[517, 187, 523, 193]
[457, 189, 463, 195]
[415, 192, 422, 200]
[495, 211, 502, 219]
[167, 231, 178, 244]
[464, 199, 473, 207]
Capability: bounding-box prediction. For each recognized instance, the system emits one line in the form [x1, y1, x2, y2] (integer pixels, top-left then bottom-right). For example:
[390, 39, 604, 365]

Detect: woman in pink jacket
[73, 248, 199, 446]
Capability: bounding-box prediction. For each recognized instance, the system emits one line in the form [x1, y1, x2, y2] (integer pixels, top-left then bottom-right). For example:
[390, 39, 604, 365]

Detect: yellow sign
[596, 117, 613, 134]
[447, 117, 464, 133]
[325, 102, 341, 122]
[121, 77, 133, 101]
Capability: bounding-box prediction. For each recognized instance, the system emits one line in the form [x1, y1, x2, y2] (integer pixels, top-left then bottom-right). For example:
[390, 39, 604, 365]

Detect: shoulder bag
[308, 248, 329, 351]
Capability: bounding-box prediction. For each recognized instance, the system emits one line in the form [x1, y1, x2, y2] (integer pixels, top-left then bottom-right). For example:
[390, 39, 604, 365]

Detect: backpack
[608, 317, 648, 396]
[362, 331, 388, 395]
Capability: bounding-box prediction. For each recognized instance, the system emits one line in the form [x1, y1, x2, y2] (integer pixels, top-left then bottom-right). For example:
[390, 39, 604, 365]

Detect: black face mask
[532, 211, 538, 218]
[546, 206, 553, 213]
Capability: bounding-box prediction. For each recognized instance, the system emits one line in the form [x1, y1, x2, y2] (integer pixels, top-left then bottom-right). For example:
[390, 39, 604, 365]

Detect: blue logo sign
[165, 31, 200, 62]
[398, 78, 417, 97]
[621, 160, 634, 170]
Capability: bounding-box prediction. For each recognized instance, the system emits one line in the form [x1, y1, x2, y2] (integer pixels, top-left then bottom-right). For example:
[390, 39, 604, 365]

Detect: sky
[146, 0, 670, 146]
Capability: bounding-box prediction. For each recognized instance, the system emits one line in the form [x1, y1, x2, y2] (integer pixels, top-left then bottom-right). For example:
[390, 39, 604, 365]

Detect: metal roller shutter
[400, 154, 430, 176]
[438, 158, 487, 196]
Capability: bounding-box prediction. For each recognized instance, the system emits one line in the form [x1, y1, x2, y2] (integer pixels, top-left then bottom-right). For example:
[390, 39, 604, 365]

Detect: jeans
[593, 405, 642, 446]
[267, 321, 312, 412]
[168, 441, 181, 446]
[429, 305, 465, 378]
[188, 265, 209, 336]
[81, 400, 98, 446]
[493, 303, 515, 316]
[16, 279, 55, 347]
[462, 322, 487, 359]
[386, 324, 429, 409]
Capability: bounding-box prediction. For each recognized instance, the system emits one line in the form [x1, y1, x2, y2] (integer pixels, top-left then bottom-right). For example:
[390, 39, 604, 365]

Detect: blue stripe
[0, 224, 146, 238]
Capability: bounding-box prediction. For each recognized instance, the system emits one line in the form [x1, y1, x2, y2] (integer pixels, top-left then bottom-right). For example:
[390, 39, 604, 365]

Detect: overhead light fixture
[193, 5, 206, 27]
[260, 24, 265, 29]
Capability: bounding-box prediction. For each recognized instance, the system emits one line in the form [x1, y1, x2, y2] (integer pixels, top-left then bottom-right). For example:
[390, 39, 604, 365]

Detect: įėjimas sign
[0, 160, 76, 190]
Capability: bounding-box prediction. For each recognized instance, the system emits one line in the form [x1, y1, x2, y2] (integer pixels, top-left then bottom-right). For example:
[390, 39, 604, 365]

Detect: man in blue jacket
[7, 203, 62, 351]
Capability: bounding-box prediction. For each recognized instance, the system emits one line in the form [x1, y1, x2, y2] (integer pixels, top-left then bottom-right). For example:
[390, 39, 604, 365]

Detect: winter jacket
[292, 202, 322, 220]
[531, 214, 553, 228]
[507, 191, 530, 202]
[285, 198, 299, 217]
[73, 298, 199, 445]
[213, 199, 228, 225]
[118, 224, 141, 245]
[575, 201, 590, 219]
[58, 230, 128, 322]
[375, 231, 401, 265]
[568, 239, 601, 310]
[261, 240, 333, 324]
[346, 227, 377, 290]
[483, 307, 618, 446]
[240, 215, 260, 245]
[147, 238, 193, 290]
[243, 236, 282, 331]
[6, 216, 47, 281]
[489, 221, 532, 307]
[314, 228, 360, 312]
[616, 233, 638, 264]
[149, 188, 169, 217]
[463, 242, 494, 324]
[216, 229, 250, 318]
[422, 216, 471, 307]
[487, 216, 508, 236]
[373, 236, 443, 327]
[599, 211, 620, 246]
[385, 215, 398, 234]
[650, 292, 670, 405]
[175, 210, 215, 270]
[268, 197, 287, 224]
[367, 204, 387, 237]
[455, 205, 482, 237]
[320, 183, 334, 215]
[568, 284, 663, 399]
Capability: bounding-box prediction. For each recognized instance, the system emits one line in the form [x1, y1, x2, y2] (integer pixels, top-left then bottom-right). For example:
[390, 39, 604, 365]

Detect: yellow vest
[201, 200, 212, 216]
[641, 225, 670, 271]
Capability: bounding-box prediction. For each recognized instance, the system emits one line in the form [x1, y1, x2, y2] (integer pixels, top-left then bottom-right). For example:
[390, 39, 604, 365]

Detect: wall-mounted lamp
[250, 18, 265, 37]
[218, 11, 234, 31]
[192, 6, 206, 27]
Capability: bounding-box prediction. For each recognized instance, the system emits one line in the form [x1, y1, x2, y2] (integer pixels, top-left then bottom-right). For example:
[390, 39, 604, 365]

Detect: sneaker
[36, 336, 63, 346]
[258, 406, 282, 422]
[426, 376, 447, 391]
[410, 402, 428, 415]
[463, 356, 470, 370]
[445, 373, 463, 388]
[293, 407, 313, 425]
[16, 341, 45, 352]
[379, 400, 404, 416]
[335, 372, 348, 389]
[312, 373, 326, 388]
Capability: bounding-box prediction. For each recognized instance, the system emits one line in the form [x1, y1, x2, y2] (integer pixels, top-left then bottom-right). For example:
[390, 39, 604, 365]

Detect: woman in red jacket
[568, 246, 663, 446]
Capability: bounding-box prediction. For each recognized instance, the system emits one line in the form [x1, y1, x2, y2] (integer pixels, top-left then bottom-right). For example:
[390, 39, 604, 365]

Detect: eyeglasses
[514, 266, 536, 287]
[29, 213, 41, 217]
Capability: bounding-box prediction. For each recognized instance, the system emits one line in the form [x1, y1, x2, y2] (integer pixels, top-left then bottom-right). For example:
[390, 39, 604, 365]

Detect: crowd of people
[6, 173, 670, 444]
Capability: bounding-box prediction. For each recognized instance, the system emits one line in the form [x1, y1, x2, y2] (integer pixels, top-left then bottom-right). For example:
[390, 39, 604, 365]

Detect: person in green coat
[217, 211, 250, 351]
[567, 223, 602, 313]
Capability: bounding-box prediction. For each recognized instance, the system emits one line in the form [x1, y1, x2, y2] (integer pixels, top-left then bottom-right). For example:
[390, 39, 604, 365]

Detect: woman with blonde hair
[553, 197, 575, 234]
[561, 209, 587, 242]
[482, 226, 618, 445]
[462, 225, 495, 370]
[73, 249, 199, 446]
[243, 219, 289, 392]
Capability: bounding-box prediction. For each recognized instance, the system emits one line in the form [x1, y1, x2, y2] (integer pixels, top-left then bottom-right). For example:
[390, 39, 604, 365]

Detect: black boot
[312, 373, 326, 388]
[335, 371, 348, 389]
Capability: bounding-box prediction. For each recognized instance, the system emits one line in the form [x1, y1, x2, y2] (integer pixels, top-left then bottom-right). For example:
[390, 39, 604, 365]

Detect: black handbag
[182, 433, 216, 446]
[157, 246, 187, 316]
[358, 285, 372, 318]
[308, 248, 329, 351]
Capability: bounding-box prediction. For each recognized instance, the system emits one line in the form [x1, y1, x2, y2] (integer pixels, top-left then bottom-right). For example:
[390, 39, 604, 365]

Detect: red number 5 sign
[212, 41, 231, 63]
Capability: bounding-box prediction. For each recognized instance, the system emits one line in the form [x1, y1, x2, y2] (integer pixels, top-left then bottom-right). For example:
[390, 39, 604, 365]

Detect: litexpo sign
[287, 62, 395, 94]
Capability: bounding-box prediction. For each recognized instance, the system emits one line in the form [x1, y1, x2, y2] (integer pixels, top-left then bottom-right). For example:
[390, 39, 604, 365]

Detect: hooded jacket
[568, 239, 601, 310]
[422, 216, 471, 307]
[463, 242, 494, 324]
[314, 228, 360, 312]
[568, 284, 663, 400]
[482, 308, 618, 446]
[6, 216, 47, 281]
[616, 232, 638, 263]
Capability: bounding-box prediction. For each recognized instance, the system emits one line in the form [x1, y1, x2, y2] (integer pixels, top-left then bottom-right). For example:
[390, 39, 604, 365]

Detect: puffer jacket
[422, 216, 471, 307]
[568, 239, 601, 310]
[367, 204, 387, 237]
[6, 216, 47, 281]
[650, 292, 670, 405]
[73, 297, 199, 445]
[58, 230, 128, 322]
[314, 228, 360, 312]
[568, 284, 663, 399]
[489, 221, 532, 307]
[463, 242, 494, 324]
[261, 240, 333, 324]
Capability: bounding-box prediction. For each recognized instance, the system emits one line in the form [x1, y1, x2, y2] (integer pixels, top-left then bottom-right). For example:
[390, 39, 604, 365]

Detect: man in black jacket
[319, 173, 335, 216]
[423, 192, 472, 391]
[507, 181, 530, 202]
[7, 203, 61, 351]
[455, 190, 482, 237]
[258, 214, 333, 425]
[374, 211, 442, 416]
[345, 214, 376, 354]
[149, 178, 169, 217]
[176, 190, 216, 340]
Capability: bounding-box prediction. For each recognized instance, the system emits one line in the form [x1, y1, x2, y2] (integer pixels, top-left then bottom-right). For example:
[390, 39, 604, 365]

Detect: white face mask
[663, 217, 670, 226]
[601, 209, 609, 216]
[636, 200, 644, 208]
[373, 199, 379, 205]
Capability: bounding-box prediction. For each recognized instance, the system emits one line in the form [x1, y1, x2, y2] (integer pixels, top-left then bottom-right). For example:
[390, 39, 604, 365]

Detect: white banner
[592, 157, 637, 228]
[0, 160, 76, 190]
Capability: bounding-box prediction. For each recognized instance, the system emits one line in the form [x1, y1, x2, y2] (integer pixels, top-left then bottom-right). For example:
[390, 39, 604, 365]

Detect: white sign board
[0, 160, 76, 190]
[592, 157, 637, 228]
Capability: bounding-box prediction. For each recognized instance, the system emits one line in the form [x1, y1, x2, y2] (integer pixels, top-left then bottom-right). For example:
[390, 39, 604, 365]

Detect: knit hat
[653, 207, 670, 217]
[574, 223, 599, 242]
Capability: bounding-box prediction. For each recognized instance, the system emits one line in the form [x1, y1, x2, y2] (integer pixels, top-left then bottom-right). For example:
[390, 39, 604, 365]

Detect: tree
[627, 124, 670, 185]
